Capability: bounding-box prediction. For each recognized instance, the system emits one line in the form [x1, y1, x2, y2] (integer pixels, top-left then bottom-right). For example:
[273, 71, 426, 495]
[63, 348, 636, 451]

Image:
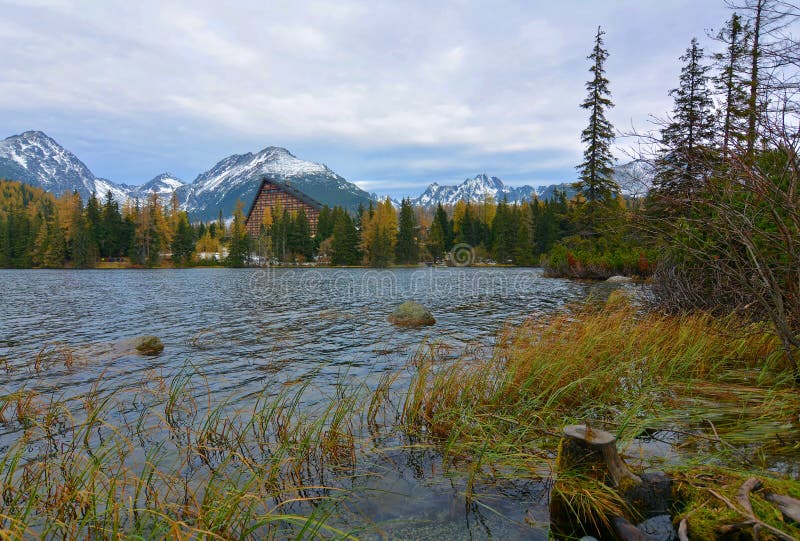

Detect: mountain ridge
[0, 131, 373, 219]
[0, 130, 652, 219]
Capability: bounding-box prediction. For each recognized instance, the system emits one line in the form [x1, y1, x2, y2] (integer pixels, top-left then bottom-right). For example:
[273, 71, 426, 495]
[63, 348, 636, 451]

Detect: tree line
[0, 185, 212, 268]
[246, 191, 632, 268]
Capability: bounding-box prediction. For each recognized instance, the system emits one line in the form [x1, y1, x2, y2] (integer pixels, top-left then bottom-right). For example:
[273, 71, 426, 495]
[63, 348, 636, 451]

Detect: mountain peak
[257, 146, 294, 157]
[412, 173, 537, 207]
[0, 129, 101, 198]
[17, 130, 51, 140]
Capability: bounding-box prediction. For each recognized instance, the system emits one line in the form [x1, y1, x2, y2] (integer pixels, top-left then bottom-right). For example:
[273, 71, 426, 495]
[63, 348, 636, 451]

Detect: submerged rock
[388, 301, 435, 327]
[637, 515, 677, 541]
[606, 275, 633, 283]
[135, 336, 164, 356]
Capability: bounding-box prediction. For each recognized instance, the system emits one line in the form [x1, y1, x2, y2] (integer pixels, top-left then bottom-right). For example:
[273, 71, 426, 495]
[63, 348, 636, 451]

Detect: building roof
[245, 176, 323, 223]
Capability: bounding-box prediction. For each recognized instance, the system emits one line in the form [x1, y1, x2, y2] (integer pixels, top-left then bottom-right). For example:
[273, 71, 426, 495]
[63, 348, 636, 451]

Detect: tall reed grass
[399, 292, 799, 473]
[0, 366, 370, 539]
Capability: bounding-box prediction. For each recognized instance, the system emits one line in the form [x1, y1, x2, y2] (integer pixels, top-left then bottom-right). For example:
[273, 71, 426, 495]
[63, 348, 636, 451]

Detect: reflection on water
[0, 267, 634, 539]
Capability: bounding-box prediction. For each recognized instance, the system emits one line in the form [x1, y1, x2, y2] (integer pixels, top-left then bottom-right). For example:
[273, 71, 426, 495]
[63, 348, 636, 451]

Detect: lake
[0, 267, 636, 539]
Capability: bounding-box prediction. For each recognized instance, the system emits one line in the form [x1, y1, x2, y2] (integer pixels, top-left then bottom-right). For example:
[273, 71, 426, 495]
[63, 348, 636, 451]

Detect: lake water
[0, 268, 632, 402]
[0, 268, 636, 539]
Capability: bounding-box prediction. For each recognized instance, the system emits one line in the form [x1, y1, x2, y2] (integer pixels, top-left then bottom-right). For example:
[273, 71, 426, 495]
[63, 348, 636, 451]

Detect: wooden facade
[245, 177, 322, 237]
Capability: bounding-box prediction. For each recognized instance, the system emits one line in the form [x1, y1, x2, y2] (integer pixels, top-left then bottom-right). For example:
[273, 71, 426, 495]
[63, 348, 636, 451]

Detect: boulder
[388, 301, 435, 327]
[606, 275, 633, 283]
[135, 336, 164, 356]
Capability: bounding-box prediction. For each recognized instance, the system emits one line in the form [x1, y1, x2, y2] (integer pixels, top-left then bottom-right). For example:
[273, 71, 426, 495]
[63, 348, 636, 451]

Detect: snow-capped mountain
[0, 131, 372, 219]
[0, 131, 123, 201]
[132, 173, 186, 204]
[0, 130, 653, 220]
[179, 146, 372, 221]
[408, 163, 653, 208]
[411, 174, 563, 207]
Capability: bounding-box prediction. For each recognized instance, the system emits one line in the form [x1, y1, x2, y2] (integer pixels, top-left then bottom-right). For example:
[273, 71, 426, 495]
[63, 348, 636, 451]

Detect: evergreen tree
[70, 204, 96, 268]
[43, 215, 67, 267]
[84, 192, 102, 257]
[292, 208, 314, 261]
[217, 210, 226, 237]
[395, 198, 418, 264]
[575, 26, 619, 231]
[426, 204, 451, 262]
[316, 205, 334, 241]
[713, 13, 752, 157]
[171, 211, 195, 265]
[512, 205, 534, 265]
[100, 190, 125, 257]
[491, 199, 517, 263]
[653, 38, 716, 208]
[425, 203, 452, 262]
[725, 0, 799, 159]
[331, 210, 360, 265]
[535, 202, 558, 255]
[32, 219, 49, 267]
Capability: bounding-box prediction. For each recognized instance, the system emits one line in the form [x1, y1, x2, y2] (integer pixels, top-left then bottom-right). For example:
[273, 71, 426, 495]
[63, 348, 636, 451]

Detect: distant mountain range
[388, 162, 652, 208]
[405, 174, 578, 207]
[0, 130, 652, 219]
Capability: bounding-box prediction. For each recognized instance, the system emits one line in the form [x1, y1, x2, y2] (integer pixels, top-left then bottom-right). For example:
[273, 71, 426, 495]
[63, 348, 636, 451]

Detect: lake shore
[1, 272, 797, 539]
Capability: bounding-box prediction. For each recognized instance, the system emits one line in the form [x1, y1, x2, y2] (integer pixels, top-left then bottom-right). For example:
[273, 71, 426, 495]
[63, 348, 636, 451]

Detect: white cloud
[0, 0, 734, 194]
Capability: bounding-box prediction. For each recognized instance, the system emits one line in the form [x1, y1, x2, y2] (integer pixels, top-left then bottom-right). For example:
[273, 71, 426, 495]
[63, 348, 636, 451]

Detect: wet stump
[550, 425, 673, 540]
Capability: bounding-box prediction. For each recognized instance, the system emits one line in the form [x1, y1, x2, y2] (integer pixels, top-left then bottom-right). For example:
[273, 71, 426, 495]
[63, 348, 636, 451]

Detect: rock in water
[135, 336, 164, 356]
[606, 275, 633, 283]
[388, 301, 435, 327]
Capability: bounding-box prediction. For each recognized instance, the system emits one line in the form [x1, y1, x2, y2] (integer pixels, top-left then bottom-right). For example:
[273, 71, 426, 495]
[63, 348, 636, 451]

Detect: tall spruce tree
[316, 205, 334, 242]
[491, 199, 515, 263]
[331, 210, 360, 265]
[713, 13, 751, 157]
[575, 26, 619, 232]
[171, 212, 195, 265]
[653, 38, 716, 208]
[395, 198, 418, 264]
[292, 208, 314, 261]
[426, 204, 451, 262]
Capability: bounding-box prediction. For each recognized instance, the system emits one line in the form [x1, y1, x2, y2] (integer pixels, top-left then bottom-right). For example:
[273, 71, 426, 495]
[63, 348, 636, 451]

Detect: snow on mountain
[0, 132, 371, 219]
[0, 130, 653, 221]
[411, 174, 541, 207]
[612, 159, 655, 197]
[132, 173, 186, 204]
[181, 146, 373, 221]
[0, 131, 103, 199]
[138, 173, 185, 194]
[94, 177, 135, 202]
[409, 163, 652, 208]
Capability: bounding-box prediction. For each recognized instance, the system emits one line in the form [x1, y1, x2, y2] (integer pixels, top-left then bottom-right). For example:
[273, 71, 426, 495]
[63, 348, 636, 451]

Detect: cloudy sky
[1, 0, 733, 197]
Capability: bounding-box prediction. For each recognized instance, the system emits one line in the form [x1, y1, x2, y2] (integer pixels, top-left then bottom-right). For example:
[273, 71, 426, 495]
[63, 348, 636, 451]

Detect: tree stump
[558, 424, 642, 487]
[550, 425, 649, 540]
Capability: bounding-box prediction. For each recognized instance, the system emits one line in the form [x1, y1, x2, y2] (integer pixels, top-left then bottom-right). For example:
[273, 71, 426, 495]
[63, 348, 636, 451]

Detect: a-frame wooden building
[245, 177, 322, 237]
